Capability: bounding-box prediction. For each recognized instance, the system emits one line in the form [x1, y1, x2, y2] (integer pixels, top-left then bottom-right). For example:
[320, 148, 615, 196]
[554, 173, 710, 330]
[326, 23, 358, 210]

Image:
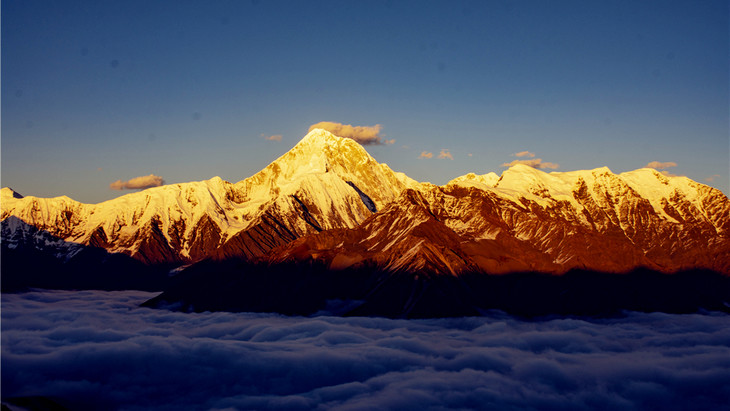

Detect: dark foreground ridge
[1, 216, 171, 292]
[2, 244, 171, 292]
[4, 212, 728, 318]
[142, 260, 730, 318]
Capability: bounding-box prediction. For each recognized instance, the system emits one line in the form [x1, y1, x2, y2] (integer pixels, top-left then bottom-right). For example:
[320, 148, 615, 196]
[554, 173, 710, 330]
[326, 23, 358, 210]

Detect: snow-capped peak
[298, 127, 346, 144]
[267, 128, 374, 178]
[448, 172, 500, 188]
[1, 187, 23, 199]
[233, 128, 417, 212]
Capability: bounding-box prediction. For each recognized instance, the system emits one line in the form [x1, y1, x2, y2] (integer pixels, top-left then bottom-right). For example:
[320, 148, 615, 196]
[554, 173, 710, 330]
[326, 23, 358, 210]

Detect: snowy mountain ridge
[2, 128, 729, 274]
[1, 129, 415, 263]
[274, 165, 730, 274]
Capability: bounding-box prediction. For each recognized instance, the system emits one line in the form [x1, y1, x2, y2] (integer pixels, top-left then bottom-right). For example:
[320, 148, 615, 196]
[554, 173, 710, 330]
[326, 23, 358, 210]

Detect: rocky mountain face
[273, 165, 730, 274]
[2, 129, 729, 278]
[1, 129, 415, 266]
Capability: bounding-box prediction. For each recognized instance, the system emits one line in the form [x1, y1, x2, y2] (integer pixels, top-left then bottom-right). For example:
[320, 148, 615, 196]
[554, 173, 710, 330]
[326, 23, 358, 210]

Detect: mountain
[270, 165, 730, 275]
[1, 129, 415, 269]
[2, 128, 729, 291]
[211, 128, 417, 260]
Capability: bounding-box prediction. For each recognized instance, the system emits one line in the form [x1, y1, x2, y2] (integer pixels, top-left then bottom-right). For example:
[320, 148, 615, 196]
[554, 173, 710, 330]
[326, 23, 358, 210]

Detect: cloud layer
[109, 174, 165, 190]
[3, 290, 730, 410]
[309, 121, 385, 145]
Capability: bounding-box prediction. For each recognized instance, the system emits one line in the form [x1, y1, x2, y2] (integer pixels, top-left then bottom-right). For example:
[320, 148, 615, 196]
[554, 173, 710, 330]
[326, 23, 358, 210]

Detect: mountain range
[3, 128, 728, 280]
[4, 128, 730, 316]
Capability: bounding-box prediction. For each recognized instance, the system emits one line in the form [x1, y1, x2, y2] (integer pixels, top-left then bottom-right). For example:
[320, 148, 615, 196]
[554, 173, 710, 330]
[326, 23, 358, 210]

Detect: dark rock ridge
[142, 259, 730, 318]
[1, 216, 169, 292]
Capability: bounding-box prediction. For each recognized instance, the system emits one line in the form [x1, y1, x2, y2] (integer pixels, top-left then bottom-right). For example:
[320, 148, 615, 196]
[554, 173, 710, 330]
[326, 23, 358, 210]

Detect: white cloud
[501, 159, 559, 170]
[309, 121, 385, 145]
[705, 174, 722, 182]
[419, 151, 433, 159]
[262, 134, 282, 141]
[646, 161, 678, 170]
[646, 162, 679, 177]
[109, 174, 165, 190]
[514, 151, 535, 158]
[438, 149, 454, 160]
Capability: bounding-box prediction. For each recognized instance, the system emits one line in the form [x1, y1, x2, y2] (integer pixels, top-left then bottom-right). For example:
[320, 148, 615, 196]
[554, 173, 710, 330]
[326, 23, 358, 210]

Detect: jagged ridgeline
[2, 129, 416, 270]
[2, 129, 729, 313]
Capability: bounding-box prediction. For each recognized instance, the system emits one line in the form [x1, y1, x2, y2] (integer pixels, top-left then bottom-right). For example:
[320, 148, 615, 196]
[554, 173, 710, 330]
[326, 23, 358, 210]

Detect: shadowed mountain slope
[271, 168, 730, 275]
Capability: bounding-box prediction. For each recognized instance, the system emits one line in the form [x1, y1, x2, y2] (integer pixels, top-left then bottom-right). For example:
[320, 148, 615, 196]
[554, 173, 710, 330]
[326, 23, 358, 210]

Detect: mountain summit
[231, 128, 417, 218]
[1, 129, 415, 265]
[212, 128, 417, 259]
[2, 128, 729, 287]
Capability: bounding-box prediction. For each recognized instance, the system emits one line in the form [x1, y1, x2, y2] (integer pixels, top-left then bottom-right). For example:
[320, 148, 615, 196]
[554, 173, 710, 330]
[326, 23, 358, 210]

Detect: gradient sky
[2, 0, 728, 203]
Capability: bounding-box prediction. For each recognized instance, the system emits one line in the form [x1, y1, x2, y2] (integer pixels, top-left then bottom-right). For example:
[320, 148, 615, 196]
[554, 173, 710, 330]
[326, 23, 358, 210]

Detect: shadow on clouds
[2, 291, 730, 410]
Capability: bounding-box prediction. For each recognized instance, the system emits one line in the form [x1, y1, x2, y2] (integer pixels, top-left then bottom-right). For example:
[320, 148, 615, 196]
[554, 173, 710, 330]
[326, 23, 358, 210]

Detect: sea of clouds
[3, 290, 730, 410]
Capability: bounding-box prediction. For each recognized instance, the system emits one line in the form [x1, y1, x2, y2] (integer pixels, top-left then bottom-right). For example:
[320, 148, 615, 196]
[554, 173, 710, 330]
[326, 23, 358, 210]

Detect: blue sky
[2, 0, 728, 203]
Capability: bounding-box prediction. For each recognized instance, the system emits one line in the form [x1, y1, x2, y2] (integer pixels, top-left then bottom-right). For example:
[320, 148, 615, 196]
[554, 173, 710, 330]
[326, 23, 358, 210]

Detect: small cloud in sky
[646, 161, 679, 177]
[468, 153, 473, 157]
[514, 151, 536, 158]
[438, 149, 454, 160]
[419, 151, 433, 159]
[705, 174, 722, 182]
[309, 121, 385, 145]
[646, 161, 678, 170]
[110, 174, 165, 190]
[262, 133, 282, 141]
[384, 139, 396, 145]
[502, 158, 560, 170]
